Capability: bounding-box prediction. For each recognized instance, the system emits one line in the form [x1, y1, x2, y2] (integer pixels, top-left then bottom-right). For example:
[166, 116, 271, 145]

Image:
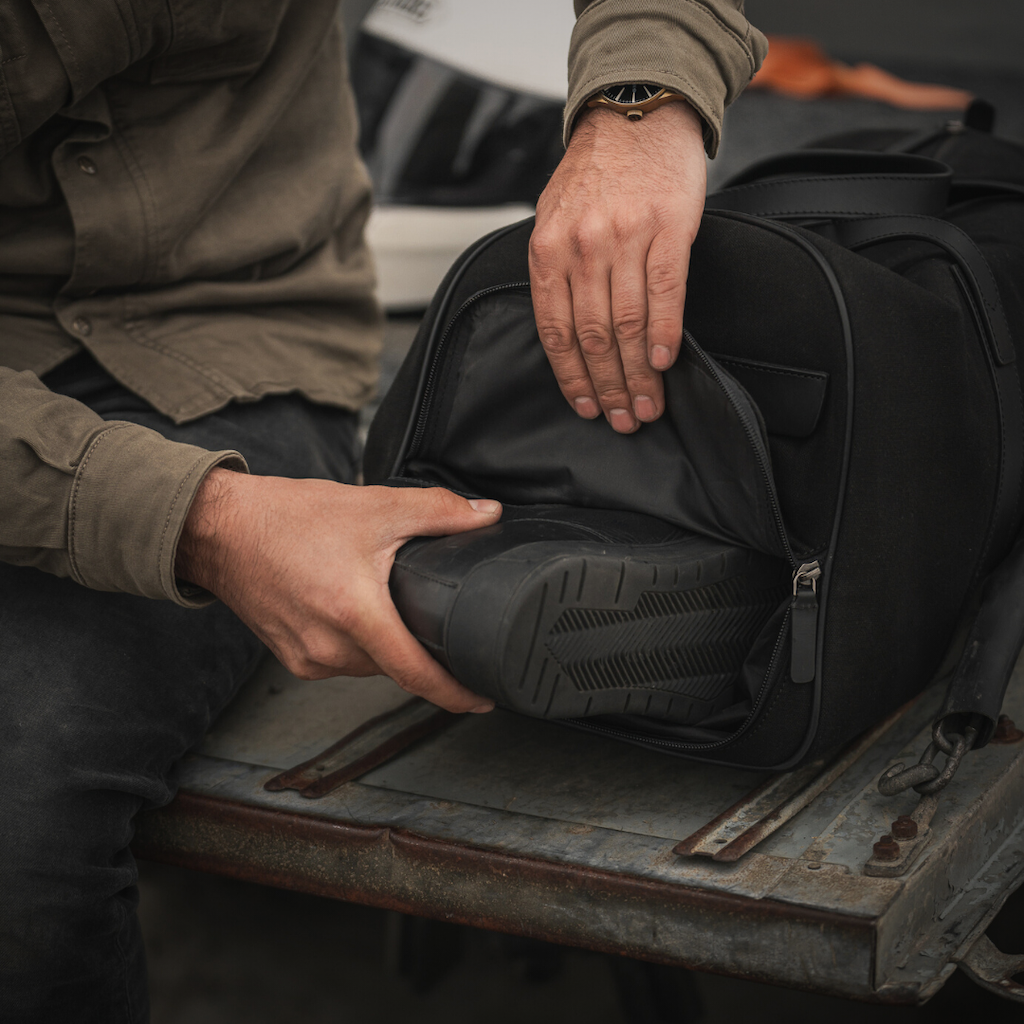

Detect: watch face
[601, 83, 660, 105]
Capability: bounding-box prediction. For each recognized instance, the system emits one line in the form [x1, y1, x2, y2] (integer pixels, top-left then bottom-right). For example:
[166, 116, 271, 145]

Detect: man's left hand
[529, 100, 707, 433]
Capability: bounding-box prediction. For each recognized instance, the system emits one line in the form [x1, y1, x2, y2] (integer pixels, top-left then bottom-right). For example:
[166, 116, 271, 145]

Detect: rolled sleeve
[567, 0, 768, 156]
[67, 423, 246, 606]
[0, 367, 246, 607]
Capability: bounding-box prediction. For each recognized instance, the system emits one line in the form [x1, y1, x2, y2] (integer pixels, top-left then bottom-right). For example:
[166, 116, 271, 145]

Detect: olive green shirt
[0, 0, 766, 605]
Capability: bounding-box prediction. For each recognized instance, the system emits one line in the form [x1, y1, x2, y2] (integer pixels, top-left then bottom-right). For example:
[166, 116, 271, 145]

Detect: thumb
[392, 486, 502, 541]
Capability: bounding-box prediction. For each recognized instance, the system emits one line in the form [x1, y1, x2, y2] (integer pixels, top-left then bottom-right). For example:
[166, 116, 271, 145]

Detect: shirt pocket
[148, 0, 290, 83]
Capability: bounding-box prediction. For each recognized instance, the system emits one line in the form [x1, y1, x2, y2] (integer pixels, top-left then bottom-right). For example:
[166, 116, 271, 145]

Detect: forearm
[0, 367, 245, 603]
[568, 0, 768, 154]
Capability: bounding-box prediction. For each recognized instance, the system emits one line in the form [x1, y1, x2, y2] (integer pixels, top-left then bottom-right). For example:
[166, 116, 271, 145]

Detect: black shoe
[390, 505, 790, 725]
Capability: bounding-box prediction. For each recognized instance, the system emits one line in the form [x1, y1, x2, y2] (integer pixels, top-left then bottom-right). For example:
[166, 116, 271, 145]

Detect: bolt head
[873, 834, 900, 861]
[992, 715, 1024, 744]
[891, 815, 918, 840]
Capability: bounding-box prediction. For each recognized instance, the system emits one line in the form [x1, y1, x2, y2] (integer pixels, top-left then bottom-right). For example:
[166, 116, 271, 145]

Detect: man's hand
[530, 100, 707, 433]
[176, 470, 501, 713]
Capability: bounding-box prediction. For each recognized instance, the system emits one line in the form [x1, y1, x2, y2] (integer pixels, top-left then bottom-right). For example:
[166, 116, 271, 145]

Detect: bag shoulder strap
[706, 150, 952, 220]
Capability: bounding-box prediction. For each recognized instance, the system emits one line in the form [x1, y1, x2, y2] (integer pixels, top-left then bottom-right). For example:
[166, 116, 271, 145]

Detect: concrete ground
[140, 41, 1024, 1024]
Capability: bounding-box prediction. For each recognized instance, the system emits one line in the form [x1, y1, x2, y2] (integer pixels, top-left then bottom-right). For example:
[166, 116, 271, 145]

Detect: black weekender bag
[365, 110, 1024, 772]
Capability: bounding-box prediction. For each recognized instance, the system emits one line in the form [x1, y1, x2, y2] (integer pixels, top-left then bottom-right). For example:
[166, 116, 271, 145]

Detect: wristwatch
[586, 84, 686, 121]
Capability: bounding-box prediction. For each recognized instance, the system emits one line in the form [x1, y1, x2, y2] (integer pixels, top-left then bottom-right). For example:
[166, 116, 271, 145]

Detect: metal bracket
[675, 706, 905, 861]
[264, 698, 455, 798]
[957, 933, 1024, 1003]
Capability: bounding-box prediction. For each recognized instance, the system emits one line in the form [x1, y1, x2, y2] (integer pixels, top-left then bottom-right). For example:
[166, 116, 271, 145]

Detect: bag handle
[705, 150, 952, 220]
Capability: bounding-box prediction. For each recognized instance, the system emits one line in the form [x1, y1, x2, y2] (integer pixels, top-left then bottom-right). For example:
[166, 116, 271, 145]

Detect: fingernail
[469, 498, 501, 515]
[634, 395, 656, 421]
[574, 396, 599, 418]
[471, 702, 495, 714]
[609, 408, 635, 432]
[651, 345, 673, 370]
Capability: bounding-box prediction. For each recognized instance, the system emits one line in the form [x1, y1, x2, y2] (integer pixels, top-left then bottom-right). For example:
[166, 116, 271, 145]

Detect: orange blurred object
[750, 37, 973, 110]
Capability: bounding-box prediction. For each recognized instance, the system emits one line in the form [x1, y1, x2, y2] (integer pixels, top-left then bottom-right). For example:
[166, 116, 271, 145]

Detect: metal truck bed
[132, 657, 1024, 1004]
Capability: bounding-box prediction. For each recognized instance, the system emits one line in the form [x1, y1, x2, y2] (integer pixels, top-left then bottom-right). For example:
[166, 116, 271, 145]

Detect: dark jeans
[0, 353, 360, 1022]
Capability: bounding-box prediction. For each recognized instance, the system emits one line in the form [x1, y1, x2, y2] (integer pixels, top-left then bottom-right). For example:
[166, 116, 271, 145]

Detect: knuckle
[647, 263, 684, 298]
[596, 386, 630, 406]
[301, 634, 340, 668]
[536, 322, 576, 355]
[557, 370, 595, 394]
[647, 314, 682, 344]
[398, 485, 455, 524]
[408, 487, 466, 529]
[286, 655, 323, 681]
[424, 486, 459, 517]
[624, 372, 657, 394]
[572, 220, 606, 261]
[576, 324, 614, 358]
[611, 310, 647, 341]
[528, 232, 560, 270]
[392, 675, 424, 698]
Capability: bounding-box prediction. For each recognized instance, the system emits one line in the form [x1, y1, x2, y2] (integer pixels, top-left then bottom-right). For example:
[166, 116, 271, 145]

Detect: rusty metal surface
[956, 934, 1024, 1003]
[676, 705, 906, 861]
[991, 714, 1024, 744]
[863, 794, 940, 877]
[265, 699, 455, 797]
[362, 708, 770, 841]
[196, 662, 411, 770]
[153, 755, 825, 905]
[359, 681, 948, 855]
[133, 655, 1024, 1004]
[134, 788, 879, 998]
[673, 765, 825, 858]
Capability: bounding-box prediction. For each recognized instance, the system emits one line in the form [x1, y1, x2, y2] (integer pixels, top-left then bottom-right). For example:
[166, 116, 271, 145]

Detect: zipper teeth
[685, 331, 797, 568]
[407, 281, 531, 459]
[569, 610, 792, 753]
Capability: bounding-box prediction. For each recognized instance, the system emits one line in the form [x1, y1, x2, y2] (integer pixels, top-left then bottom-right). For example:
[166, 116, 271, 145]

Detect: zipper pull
[790, 561, 821, 684]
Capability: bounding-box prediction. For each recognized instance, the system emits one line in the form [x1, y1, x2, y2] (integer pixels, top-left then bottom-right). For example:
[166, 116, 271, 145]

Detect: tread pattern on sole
[543, 575, 786, 700]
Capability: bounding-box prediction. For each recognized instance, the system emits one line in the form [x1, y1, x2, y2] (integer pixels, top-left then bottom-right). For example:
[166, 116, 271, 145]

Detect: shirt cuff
[66, 421, 248, 607]
[565, 0, 768, 156]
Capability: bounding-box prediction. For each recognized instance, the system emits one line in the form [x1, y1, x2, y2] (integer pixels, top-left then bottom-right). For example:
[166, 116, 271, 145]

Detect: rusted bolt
[891, 815, 918, 840]
[992, 715, 1024, 744]
[873, 834, 900, 861]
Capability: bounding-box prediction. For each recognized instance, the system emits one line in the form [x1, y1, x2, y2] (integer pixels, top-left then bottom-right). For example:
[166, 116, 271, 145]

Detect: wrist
[572, 98, 704, 147]
[175, 466, 246, 592]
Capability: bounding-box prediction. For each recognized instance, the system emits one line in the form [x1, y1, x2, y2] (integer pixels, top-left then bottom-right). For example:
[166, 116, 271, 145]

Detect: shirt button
[77, 155, 97, 175]
[72, 316, 93, 337]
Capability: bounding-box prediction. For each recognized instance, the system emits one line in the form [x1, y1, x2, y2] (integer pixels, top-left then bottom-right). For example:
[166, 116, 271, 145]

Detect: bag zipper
[682, 332, 822, 684]
[406, 281, 531, 460]
[790, 561, 822, 683]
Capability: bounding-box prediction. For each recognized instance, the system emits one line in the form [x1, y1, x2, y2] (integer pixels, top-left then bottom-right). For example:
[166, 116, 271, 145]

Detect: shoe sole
[445, 537, 790, 724]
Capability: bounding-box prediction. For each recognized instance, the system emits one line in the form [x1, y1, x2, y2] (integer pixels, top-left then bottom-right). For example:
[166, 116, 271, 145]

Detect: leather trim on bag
[711, 354, 829, 438]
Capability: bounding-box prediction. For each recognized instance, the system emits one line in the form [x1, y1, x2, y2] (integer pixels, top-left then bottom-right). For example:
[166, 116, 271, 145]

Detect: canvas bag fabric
[365, 116, 1024, 771]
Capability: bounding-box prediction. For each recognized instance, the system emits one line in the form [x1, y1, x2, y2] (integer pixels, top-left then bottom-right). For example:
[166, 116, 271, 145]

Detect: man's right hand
[175, 470, 501, 714]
